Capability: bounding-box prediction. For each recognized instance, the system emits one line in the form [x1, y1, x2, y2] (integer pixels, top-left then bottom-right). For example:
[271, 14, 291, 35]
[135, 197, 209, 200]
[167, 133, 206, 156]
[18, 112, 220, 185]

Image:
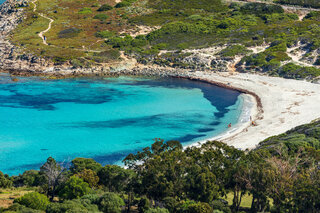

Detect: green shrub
[95, 30, 115, 38]
[211, 200, 231, 213]
[115, 1, 131, 8]
[148, 0, 227, 12]
[240, 3, 284, 15]
[277, 63, 320, 79]
[97, 4, 113, 11]
[98, 192, 125, 213]
[275, 0, 320, 8]
[58, 28, 81, 38]
[138, 196, 150, 212]
[14, 192, 49, 211]
[13, 170, 41, 187]
[59, 176, 91, 200]
[70, 158, 102, 173]
[145, 207, 170, 213]
[46, 200, 99, 213]
[219, 45, 252, 57]
[93, 14, 109, 20]
[0, 171, 12, 188]
[5, 203, 42, 213]
[78, 7, 92, 14]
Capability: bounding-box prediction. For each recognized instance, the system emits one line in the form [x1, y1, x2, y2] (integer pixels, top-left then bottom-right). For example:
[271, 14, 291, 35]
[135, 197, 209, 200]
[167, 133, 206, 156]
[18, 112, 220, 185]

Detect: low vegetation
[275, 0, 320, 8]
[9, 0, 320, 80]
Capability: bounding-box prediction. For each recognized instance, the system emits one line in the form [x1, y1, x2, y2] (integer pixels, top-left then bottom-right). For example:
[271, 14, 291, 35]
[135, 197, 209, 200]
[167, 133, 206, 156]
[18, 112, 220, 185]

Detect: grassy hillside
[8, 0, 320, 79]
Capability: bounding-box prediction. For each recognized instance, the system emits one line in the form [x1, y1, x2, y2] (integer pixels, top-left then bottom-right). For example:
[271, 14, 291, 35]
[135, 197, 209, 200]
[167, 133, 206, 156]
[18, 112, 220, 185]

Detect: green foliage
[278, 63, 320, 79]
[58, 28, 81, 39]
[211, 200, 231, 213]
[115, 1, 132, 8]
[304, 11, 320, 21]
[138, 196, 150, 212]
[219, 45, 252, 57]
[97, 165, 134, 192]
[14, 192, 49, 211]
[78, 7, 92, 14]
[13, 170, 41, 187]
[97, 4, 113, 11]
[93, 14, 109, 20]
[59, 176, 91, 200]
[98, 192, 125, 213]
[240, 41, 290, 72]
[262, 13, 298, 24]
[76, 169, 99, 188]
[95, 30, 115, 38]
[4, 203, 42, 213]
[145, 207, 170, 213]
[70, 158, 102, 174]
[148, 0, 227, 12]
[46, 199, 100, 213]
[240, 3, 284, 15]
[275, 0, 320, 8]
[89, 49, 121, 63]
[0, 171, 12, 188]
[258, 120, 320, 155]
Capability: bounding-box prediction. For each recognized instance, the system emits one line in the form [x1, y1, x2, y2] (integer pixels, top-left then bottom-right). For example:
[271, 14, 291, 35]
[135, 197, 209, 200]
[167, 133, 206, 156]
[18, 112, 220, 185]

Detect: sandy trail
[31, 0, 54, 45]
[38, 14, 54, 45]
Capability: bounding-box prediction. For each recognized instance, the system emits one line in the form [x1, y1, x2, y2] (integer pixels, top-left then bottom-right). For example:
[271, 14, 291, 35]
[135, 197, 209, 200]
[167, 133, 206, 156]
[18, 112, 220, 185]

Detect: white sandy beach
[187, 71, 320, 150]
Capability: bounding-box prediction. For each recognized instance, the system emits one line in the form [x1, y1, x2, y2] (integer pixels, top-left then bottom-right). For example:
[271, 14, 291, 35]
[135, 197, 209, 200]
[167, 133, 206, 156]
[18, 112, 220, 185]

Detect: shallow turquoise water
[0, 74, 243, 175]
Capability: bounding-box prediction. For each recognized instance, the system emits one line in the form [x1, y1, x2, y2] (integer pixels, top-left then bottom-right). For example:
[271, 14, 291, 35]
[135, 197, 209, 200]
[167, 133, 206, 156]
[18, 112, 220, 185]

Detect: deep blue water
[0, 0, 4, 5]
[0, 74, 244, 175]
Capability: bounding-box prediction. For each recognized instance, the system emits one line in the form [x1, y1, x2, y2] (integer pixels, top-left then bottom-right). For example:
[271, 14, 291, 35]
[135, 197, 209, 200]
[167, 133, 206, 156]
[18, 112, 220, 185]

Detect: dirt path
[38, 13, 54, 45]
[31, 0, 54, 45]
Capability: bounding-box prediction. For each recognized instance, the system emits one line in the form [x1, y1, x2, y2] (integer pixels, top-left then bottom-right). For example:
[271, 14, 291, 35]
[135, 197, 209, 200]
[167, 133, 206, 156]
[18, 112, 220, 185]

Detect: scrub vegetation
[1, 119, 320, 212]
[9, 0, 320, 80]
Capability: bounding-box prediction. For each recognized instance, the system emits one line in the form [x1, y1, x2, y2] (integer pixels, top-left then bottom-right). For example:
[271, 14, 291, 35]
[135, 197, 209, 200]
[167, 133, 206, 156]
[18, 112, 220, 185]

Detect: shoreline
[6, 67, 320, 151]
[185, 93, 257, 150]
[3, 67, 320, 150]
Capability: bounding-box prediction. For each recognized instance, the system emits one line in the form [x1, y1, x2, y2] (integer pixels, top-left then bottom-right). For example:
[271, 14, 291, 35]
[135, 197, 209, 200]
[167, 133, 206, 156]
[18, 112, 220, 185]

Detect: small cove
[0, 74, 245, 175]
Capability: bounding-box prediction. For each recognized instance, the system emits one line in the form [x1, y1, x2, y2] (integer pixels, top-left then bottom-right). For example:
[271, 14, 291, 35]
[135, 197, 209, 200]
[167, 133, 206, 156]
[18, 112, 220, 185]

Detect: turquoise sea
[0, 0, 4, 4]
[0, 74, 244, 175]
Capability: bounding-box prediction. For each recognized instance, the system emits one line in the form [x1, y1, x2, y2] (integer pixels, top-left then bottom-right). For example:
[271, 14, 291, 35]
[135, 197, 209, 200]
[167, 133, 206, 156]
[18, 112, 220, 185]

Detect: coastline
[1, 0, 320, 151]
[5, 67, 320, 151]
[185, 93, 257, 150]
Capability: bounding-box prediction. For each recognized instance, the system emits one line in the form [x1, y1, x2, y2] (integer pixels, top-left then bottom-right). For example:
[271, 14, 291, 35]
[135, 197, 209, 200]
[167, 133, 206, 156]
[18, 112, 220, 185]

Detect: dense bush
[277, 63, 320, 79]
[97, 4, 113, 11]
[148, 0, 227, 12]
[115, 1, 132, 8]
[4, 203, 42, 213]
[219, 45, 252, 57]
[240, 3, 284, 15]
[14, 192, 49, 211]
[93, 14, 109, 20]
[275, 0, 320, 8]
[59, 176, 91, 200]
[76, 169, 99, 188]
[46, 199, 100, 213]
[98, 192, 125, 213]
[95, 30, 115, 38]
[58, 28, 81, 39]
[70, 158, 102, 174]
[13, 170, 41, 187]
[0, 171, 12, 188]
[145, 207, 170, 213]
[78, 7, 92, 14]
[304, 11, 320, 21]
